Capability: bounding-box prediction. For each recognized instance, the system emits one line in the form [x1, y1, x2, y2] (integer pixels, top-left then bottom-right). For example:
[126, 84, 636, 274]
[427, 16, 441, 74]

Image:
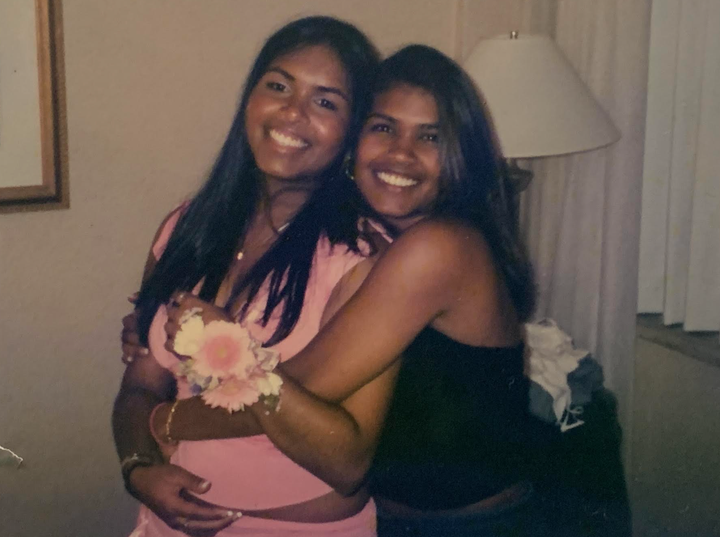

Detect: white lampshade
[464, 34, 620, 159]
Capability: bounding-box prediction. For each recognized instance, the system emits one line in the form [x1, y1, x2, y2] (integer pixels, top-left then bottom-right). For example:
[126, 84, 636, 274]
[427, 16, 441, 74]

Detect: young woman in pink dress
[113, 16, 388, 536]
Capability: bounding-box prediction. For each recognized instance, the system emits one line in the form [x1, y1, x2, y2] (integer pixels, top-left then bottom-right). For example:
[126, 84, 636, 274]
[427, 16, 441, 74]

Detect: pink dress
[129, 209, 377, 536]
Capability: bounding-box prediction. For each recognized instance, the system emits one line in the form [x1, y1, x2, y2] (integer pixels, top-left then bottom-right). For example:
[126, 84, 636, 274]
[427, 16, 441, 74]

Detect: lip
[267, 127, 310, 150]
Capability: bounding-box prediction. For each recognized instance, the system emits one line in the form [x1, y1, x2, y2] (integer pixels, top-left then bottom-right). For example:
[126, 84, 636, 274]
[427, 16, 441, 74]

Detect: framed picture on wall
[0, 0, 68, 213]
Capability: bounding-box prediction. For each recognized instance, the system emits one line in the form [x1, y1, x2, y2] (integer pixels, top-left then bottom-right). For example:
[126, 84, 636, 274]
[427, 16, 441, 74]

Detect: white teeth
[269, 129, 307, 148]
[376, 172, 418, 187]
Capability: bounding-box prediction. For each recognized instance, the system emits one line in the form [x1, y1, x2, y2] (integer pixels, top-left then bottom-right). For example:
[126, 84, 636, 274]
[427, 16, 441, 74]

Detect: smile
[269, 129, 308, 149]
[376, 171, 418, 187]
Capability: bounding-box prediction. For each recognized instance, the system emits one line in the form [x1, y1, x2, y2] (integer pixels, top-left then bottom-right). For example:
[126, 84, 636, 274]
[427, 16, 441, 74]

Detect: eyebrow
[265, 67, 350, 102]
[368, 112, 440, 129]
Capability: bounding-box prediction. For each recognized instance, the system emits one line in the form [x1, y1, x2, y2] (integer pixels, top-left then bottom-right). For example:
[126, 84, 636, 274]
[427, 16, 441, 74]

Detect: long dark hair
[370, 45, 536, 321]
[136, 16, 380, 345]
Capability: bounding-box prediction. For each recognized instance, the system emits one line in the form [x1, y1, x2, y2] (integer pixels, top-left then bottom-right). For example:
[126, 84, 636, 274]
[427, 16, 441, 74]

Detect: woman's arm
[283, 220, 487, 397]
[113, 342, 240, 531]
[113, 217, 173, 466]
[113, 343, 174, 465]
[112, 211, 239, 534]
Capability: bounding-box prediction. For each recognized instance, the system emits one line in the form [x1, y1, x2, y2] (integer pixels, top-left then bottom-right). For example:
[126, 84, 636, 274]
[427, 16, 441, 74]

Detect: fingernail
[234, 511, 243, 519]
[141, 348, 150, 355]
[226, 510, 234, 517]
[200, 480, 210, 490]
[123, 355, 133, 363]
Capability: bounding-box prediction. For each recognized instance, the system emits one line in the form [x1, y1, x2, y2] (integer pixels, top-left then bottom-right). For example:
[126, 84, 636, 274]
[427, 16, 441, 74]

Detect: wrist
[249, 393, 283, 419]
[124, 463, 160, 499]
[120, 453, 156, 493]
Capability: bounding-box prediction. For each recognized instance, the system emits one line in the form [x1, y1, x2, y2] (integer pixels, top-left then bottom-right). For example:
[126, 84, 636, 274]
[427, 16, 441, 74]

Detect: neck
[258, 173, 319, 229]
[385, 214, 427, 233]
[263, 173, 319, 198]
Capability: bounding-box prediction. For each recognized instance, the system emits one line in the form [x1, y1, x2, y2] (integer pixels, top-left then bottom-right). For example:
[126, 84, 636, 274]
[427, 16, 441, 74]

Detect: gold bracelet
[165, 400, 181, 444]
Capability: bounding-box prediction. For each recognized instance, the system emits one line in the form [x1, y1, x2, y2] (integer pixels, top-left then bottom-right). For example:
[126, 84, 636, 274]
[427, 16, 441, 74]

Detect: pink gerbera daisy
[201, 376, 261, 413]
[192, 321, 255, 380]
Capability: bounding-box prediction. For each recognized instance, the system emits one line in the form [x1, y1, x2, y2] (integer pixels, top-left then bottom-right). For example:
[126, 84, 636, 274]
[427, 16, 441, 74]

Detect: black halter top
[370, 327, 530, 510]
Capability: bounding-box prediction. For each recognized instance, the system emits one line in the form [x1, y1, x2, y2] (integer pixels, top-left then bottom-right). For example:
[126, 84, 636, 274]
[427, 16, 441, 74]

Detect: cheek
[426, 178, 442, 206]
[354, 137, 380, 172]
[354, 178, 376, 207]
[244, 90, 278, 129]
[422, 153, 443, 192]
[353, 166, 380, 203]
[315, 116, 349, 151]
[244, 99, 264, 135]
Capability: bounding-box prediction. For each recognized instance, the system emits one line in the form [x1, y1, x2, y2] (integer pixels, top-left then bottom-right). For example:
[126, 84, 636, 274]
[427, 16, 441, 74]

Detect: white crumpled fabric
[525, 319, 589, 431]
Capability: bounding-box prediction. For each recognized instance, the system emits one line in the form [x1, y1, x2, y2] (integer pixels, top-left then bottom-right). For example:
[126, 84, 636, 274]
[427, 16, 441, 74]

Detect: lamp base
[505, 159, 532, 233]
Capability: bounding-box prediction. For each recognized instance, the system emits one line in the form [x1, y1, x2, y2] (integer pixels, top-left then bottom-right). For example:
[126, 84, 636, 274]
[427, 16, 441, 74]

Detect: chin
[258, 163, 303, 181]
[375, 203, 413, 219]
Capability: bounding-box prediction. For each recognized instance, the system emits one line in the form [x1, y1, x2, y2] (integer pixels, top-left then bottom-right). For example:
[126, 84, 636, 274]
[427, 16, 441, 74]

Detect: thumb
[176, 467, 211, 494]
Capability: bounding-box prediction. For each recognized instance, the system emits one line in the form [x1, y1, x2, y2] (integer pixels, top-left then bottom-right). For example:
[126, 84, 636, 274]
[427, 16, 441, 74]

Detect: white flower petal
[174, 316, 206, 356]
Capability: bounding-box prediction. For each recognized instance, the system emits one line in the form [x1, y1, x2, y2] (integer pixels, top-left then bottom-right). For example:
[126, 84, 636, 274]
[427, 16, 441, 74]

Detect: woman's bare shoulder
[143, 203, 190, 280]
[388, 219, 494, 275]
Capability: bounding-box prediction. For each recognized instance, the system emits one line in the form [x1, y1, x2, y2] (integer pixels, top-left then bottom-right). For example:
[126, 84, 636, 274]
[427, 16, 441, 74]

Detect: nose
[280, 94, 308, 123]
[387, 133, 416, 162]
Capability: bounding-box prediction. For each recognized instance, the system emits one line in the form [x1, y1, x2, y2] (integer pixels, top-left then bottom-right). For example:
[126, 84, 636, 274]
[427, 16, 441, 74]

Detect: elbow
[333, 473, 368, 497]
[329, 454, 373, 497]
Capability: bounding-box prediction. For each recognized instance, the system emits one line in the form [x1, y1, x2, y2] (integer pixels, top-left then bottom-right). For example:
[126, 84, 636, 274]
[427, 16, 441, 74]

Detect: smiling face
[244, 45, 351, 186]
[354, 83, 443, 230]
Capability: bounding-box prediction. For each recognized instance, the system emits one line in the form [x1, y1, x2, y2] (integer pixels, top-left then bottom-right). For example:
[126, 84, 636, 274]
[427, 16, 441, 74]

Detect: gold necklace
[235, 222, 289, 261]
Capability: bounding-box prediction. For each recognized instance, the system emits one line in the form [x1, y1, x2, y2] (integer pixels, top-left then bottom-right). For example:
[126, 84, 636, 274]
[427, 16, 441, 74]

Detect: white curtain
[637, 0, 720, 337]
[518, 0, 652, 433]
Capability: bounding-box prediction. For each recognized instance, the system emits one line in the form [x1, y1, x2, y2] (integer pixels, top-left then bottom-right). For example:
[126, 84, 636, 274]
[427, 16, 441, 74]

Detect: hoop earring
[343, 153, 356, 182]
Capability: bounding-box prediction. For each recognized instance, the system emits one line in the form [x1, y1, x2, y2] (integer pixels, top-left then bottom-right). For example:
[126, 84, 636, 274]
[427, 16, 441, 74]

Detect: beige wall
[0, 1, 531, 535]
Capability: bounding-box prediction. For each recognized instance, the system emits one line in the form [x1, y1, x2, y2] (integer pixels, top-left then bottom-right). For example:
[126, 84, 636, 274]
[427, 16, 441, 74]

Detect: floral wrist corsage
[172, 307, 283, 412]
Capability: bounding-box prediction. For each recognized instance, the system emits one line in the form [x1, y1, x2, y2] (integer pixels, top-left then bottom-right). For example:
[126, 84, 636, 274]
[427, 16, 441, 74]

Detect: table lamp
[463, 32, 620, 191]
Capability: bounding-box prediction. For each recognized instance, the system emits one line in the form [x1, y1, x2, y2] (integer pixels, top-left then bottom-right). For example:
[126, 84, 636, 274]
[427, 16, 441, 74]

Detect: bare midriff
[375, 481, 532, 519]
[242, 489, 371, 522]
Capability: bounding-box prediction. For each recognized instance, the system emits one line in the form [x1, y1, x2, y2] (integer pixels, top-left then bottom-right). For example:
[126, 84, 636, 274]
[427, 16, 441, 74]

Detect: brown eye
[265, 81, 287, 92]
[317, 98, 338, 111]
[369, 123, 391, 133]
